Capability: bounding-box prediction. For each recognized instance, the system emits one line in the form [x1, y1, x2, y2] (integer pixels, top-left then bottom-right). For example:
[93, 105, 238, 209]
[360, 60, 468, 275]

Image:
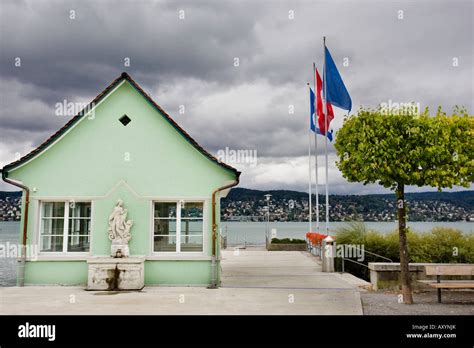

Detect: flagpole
[307, 83, 312, 233]
[312, 63, 320, 233]
[323, 36, 329, 235]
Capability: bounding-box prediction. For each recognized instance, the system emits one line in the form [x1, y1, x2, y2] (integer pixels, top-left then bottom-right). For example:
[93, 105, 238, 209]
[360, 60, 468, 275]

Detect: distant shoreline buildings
[222, 197, 474, 222]
[221, 188, 474, 223]
[0, 194, 21, 221]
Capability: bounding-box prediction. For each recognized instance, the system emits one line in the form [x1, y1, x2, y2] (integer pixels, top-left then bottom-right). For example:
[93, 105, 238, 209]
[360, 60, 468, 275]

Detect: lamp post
[264, 194, 272, 247]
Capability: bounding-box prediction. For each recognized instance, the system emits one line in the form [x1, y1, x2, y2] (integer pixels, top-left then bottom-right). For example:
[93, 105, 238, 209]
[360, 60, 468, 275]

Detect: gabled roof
[2, 72, 240, 178]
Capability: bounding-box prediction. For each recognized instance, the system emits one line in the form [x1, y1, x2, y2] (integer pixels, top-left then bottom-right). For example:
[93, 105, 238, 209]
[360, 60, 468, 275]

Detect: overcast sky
[0, 0, 472, 194]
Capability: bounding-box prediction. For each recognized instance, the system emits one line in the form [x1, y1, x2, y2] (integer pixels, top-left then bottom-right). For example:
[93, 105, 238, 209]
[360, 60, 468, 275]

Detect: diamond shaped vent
[119, 115, 131, 126]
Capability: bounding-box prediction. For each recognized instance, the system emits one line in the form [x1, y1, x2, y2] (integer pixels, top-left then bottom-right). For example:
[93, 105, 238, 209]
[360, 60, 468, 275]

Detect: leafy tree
[334, 106, 473, 304]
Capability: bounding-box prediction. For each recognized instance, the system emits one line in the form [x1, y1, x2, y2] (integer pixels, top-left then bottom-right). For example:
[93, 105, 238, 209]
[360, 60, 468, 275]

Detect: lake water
[1, 221, 473, 286]
[0, 221, 20, 286]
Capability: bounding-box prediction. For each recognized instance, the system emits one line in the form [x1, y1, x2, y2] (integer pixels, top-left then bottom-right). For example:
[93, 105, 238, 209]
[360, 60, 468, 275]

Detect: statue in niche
[108, 199, 133, 257]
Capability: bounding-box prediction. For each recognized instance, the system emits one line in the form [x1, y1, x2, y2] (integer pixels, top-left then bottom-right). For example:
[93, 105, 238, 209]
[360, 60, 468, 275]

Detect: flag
[310, 88, 333, 141]
[324, 46, 352, 112]
[316, 68, 334, 135]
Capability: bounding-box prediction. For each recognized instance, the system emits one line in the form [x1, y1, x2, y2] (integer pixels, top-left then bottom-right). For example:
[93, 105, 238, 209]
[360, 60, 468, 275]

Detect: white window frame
[151, 199, 207, 256]
[38, 199, 93, 256]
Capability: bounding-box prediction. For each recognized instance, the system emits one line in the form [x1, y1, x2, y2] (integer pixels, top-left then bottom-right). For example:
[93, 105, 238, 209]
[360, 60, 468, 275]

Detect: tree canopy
[335, 107, 473, 190]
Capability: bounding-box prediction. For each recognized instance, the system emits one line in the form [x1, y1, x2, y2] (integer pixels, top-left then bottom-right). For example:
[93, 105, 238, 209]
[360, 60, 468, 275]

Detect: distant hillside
[224, 188, 474, 209]
[0, 191, 22, 221]
[222, 188, 474, 222]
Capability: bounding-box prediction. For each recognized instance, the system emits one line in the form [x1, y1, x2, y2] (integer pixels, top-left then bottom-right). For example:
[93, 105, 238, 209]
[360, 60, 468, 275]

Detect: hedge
[334, 222, 474, 280]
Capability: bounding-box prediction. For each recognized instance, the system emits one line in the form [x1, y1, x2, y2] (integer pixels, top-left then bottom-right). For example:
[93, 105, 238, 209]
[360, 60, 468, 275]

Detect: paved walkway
[220, 247, 364, 314]
[0, 248, 364, 315]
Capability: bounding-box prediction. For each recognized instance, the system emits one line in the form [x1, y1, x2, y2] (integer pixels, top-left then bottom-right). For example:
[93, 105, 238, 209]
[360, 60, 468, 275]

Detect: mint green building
[1, 73, 240, 287]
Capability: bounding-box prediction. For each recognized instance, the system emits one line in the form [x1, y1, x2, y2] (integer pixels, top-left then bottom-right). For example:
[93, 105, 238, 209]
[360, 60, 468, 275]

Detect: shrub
[334, 221, 367, 245]
[334, 223, 474, 280]
[271, 238, 306, 244]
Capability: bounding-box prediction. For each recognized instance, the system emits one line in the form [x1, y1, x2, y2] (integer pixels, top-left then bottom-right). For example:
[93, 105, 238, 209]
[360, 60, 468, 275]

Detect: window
[153, 203, 177, 252]
[68, 202, 92, 252]
[40, 202, 65, 252]
[153, 201, 204, 253]
[40, 201, 91, 253]
[180, 203, 204, 252]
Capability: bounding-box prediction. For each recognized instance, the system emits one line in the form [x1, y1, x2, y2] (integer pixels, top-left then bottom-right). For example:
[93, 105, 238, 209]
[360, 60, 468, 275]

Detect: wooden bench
[420, 264, 474, 303]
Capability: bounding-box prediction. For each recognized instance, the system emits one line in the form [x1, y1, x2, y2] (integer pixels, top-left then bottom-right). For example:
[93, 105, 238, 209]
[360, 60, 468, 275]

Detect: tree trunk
[396, 183, 413, 304]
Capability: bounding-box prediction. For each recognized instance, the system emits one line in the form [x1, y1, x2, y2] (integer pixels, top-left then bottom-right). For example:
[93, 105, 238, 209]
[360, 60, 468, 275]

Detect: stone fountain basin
[87, 257, 145, 291]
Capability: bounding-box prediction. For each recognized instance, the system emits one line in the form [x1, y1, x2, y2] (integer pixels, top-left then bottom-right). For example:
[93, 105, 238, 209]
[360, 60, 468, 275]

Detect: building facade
[1, 73, 240, 286]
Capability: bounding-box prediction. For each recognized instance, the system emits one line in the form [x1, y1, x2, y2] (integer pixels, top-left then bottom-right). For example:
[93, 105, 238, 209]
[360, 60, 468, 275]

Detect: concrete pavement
[220, 247, 364, 314]
[0, 247, 365, 315]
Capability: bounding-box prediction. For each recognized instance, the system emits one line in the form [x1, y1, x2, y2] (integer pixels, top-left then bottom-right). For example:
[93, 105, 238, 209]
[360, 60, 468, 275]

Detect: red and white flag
[316, 68, 334, 135]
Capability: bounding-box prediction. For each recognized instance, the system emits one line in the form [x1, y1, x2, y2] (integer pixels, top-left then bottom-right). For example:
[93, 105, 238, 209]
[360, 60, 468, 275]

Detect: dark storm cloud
[0, 0, 264, 96]
[0, 0, 472, 192]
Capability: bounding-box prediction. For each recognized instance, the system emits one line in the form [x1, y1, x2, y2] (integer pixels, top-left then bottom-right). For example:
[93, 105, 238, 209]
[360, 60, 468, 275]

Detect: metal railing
[340, 245, 393, 273]
[307, 240, 323, 258]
